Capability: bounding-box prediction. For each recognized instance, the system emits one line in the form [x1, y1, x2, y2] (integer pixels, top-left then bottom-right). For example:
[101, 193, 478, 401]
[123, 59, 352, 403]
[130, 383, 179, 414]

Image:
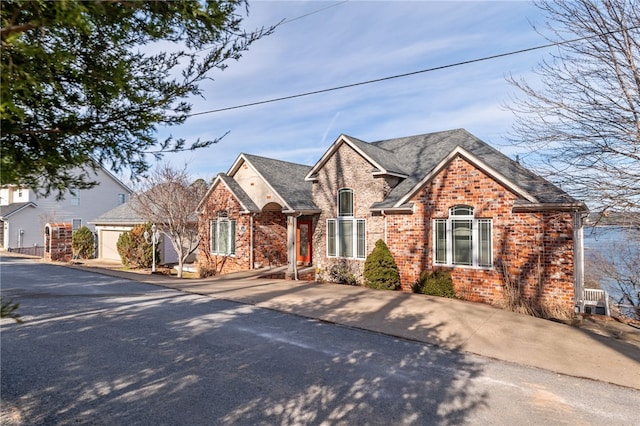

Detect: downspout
[250, 214, 255, 270]
[381, 210, 388, 243]
[573, 210, 586, 312]
[293, 212, 302, 281]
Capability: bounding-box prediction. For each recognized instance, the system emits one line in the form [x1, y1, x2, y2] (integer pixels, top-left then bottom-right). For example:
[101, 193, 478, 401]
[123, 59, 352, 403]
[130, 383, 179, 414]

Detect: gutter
[512, 202, 588, 213]
[369, 205, 414, 214]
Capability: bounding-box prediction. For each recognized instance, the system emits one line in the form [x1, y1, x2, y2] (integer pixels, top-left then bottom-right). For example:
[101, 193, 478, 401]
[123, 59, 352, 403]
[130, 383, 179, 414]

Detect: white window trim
[433, 207, 492, 269]
[337, 188, 354, 217]
[210, 218, 236, 256]
[327, 218, 366, 259]
[70, 188, 80, 206]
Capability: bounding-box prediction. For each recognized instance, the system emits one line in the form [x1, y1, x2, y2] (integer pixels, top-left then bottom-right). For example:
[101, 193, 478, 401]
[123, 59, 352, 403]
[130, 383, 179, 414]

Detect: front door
[296, 219, 312, 266]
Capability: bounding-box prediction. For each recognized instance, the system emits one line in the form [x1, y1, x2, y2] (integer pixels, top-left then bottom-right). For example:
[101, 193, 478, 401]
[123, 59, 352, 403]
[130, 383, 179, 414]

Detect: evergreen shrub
[72, 226, 95, 259]
[363, 239, 400, 290]
[117, 223, 157, 268]
[412, 269, 457, 298]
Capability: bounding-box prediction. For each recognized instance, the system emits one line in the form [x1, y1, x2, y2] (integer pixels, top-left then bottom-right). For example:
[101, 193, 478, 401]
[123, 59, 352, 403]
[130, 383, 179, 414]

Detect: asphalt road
[1, 256, 638, 425]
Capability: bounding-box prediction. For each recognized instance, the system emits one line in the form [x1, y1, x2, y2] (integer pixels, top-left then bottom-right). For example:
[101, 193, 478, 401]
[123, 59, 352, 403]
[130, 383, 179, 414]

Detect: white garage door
[100, 230, 123, 261]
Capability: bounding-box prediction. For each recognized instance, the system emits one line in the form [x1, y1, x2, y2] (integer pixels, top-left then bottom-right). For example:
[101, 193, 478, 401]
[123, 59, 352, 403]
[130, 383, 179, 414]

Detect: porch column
[286, 214, 297, 280]
[573, 211, 585, 312]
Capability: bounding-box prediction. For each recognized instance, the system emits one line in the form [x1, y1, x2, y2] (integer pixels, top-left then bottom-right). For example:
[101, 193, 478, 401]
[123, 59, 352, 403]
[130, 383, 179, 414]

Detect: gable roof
[226, 153, 319, 213]
[218, 173, 260, 213]
[93, 195, 201, 226]
[0, 202, 37, 219]
[95, 164, 134, 194]
[306, 134, 407, 180]
[89, 201, 143, 225]
[377, 129, 581, 208]
[309, 128, 584, 211]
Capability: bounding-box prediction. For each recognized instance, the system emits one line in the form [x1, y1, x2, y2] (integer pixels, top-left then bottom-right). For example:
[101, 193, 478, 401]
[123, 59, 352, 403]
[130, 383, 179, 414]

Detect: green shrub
[0, 297, 23, 323]
[116, 223, 157, 268]
[363, 239, 400, 290]
[413, 269, 457, 298]
[72, 226, 95, 259]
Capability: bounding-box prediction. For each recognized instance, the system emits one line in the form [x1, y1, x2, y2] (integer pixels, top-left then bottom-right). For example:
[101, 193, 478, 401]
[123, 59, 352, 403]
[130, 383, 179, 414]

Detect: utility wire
[188, 26, 639, 118]
[281, 1, 349, 25]
[193, 1, 349, 54]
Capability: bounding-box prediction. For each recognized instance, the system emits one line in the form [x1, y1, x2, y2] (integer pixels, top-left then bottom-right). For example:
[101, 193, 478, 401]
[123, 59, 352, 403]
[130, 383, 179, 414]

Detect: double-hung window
[210, 215, 236, 255]
[327, 188, 366, 259]
[70, 188, 80, 206]
[434, 205, 492, 268]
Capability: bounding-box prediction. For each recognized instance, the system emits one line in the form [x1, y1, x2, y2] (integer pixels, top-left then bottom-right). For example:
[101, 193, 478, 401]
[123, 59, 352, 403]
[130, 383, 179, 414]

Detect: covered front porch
[284, 211, 319, 280]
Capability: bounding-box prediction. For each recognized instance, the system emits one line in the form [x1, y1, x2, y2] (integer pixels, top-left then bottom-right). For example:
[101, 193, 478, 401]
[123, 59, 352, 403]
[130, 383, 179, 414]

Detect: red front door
[296, 220, 312, 265]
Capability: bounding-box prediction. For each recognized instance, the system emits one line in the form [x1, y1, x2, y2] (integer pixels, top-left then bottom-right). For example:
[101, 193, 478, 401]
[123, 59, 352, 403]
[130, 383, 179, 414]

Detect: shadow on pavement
[1, 257, 488, 425]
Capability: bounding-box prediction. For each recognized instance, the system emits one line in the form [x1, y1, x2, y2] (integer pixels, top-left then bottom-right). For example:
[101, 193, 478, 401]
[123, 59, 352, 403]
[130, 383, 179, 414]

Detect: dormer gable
[305, 134, 408, 182]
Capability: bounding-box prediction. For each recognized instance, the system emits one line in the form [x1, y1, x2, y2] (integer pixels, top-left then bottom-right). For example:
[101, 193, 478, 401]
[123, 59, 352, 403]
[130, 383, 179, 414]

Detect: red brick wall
[385, 156, 575, 313]
[44, 222, 73, 262]
[253, 209, 287, 268]
[197, 183, 287, 276]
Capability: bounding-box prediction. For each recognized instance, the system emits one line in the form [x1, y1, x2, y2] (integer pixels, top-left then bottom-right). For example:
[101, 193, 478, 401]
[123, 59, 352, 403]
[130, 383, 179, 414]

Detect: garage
[99, 229, 125, 261]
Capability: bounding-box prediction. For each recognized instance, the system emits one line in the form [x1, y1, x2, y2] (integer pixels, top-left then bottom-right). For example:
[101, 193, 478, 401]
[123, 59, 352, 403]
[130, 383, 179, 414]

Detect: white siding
[1, 167, 131, 249]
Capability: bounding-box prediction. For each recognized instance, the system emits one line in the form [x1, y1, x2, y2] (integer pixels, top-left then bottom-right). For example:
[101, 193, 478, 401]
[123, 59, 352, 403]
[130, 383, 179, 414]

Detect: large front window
[210, 218, 236, 255]
[434, 205, 492, 268]
[327, 188, 366, 259]
[327, 218, 366, 259]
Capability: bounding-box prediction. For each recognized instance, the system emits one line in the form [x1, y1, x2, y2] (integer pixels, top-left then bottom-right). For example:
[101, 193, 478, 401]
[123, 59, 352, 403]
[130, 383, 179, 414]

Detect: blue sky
[155, 0, 549, 182]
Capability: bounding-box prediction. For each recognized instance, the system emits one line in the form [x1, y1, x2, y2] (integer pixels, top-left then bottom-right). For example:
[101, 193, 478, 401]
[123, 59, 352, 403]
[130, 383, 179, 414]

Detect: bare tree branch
[506, 0, 640, 215]
[131, 163, 208, 278]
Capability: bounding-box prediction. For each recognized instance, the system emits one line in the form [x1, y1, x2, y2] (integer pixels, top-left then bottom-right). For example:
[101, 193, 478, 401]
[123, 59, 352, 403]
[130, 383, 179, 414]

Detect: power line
[193, 1, 349, 54]
[188, 26, 639, 118]
[280, 1, 350, 25]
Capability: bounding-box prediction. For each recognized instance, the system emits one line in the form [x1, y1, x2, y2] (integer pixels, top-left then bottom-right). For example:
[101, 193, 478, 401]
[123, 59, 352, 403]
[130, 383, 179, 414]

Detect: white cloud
[153, 0, 549, 179]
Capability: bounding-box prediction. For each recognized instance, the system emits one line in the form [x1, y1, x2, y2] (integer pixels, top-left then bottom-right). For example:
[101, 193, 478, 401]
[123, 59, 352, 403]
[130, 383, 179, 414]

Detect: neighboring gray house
[0, 167, 132, 251]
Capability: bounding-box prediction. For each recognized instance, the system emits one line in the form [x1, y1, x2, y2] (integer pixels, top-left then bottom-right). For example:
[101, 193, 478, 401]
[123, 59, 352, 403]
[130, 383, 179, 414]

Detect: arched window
[338, 188, 354, 217]
[434, 205, 492, 268]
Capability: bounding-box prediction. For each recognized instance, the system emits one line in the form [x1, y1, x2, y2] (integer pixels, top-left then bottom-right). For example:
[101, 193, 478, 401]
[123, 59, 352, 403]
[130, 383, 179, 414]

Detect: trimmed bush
[413, 269, 456, 298]
[363, 239, 400, 290]
[117, 223, 157, 268]
[72, 226, 95, 259]
[328, 261, 357, 285]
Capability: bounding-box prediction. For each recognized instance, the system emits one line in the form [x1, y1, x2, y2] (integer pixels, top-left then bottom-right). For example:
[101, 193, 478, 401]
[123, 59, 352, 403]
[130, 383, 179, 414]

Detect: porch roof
[241, 154, 319, 212]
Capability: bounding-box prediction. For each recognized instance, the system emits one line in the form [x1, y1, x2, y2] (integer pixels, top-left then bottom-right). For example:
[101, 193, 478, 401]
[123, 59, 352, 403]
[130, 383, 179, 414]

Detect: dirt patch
[564, 314, 640, 348]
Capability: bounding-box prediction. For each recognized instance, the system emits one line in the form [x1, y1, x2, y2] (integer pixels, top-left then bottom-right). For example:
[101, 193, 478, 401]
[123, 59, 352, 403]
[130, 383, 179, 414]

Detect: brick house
[198, 129, 588, 314]
[197, 154, 320, 276]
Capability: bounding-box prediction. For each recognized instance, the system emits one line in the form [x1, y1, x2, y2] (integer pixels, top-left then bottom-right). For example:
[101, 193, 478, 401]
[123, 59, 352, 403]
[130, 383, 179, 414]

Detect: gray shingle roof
[90, 201, 143, 224]
[0, 201, 37, 217]
[344, 135, 406, 176]
[219, 174, 259, 212]
[0, 202, 37, 218]
[365, 129, 580, 208]
[242, 154, 319, 212]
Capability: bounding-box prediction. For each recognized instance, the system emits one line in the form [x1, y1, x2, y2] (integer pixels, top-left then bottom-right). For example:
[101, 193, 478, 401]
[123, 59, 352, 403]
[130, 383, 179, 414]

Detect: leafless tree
[585, 229, 640, 320]
[133, 164, 208, 278]
[506, 0, 640, 215]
